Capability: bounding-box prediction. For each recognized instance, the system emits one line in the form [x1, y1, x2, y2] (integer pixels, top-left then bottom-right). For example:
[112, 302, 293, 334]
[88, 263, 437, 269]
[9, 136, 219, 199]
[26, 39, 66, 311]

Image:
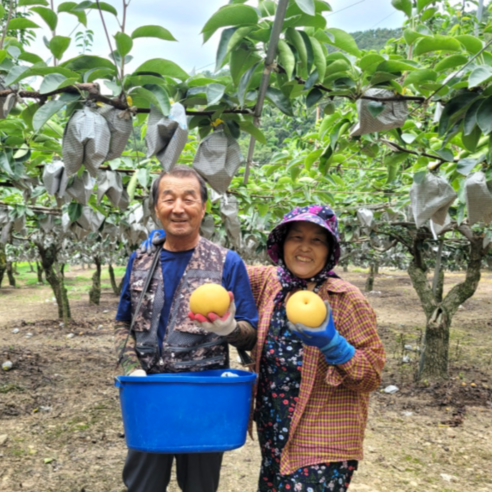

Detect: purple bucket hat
[267, 205, 341, 270]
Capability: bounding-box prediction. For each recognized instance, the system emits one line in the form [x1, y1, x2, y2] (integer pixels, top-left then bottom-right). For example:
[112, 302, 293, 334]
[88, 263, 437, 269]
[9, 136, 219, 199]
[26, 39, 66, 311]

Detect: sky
[26, 0, 405, 77]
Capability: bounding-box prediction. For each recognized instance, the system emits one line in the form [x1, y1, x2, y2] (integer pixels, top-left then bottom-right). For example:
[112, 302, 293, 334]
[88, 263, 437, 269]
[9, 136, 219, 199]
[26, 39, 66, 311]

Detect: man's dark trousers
[123, 449, 223, 492]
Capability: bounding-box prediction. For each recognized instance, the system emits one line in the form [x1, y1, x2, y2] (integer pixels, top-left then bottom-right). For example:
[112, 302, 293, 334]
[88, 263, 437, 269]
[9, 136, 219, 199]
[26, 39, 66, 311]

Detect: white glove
[188, 293, 237, 336]
[129, 369, 147, 377]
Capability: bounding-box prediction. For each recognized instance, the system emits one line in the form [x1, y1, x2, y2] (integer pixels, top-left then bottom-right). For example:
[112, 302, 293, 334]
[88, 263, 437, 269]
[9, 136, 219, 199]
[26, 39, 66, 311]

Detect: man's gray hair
[151, 165, 208, 204]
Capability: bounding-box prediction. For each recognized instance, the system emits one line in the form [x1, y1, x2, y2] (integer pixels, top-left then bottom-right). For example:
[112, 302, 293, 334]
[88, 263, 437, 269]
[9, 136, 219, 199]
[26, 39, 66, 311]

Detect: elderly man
[114, 165, 258, 492]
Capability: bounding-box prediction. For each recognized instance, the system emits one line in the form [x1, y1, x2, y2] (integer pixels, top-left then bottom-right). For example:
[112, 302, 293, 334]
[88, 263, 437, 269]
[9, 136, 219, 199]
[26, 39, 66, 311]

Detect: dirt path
[1, 267, 491, 492]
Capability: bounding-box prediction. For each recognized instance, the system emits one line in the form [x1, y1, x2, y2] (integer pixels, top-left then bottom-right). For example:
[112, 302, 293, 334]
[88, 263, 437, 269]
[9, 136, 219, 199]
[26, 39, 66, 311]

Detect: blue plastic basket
[115, 369, 257, 453]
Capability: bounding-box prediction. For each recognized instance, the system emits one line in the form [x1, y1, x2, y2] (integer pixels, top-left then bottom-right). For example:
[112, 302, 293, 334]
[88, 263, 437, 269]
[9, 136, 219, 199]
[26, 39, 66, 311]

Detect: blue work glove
[287, 301, 355, 365]
[140, 229, 165, 254]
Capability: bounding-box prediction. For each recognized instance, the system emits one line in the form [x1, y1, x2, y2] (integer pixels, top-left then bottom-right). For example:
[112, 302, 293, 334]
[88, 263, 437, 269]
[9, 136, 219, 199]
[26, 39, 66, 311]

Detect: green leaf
[309, 36, 326, 82]
[438, 92, 477, 136]
[238, 62, 259, 107]
[305, 148, 323, 170]
[392, 0, 412, 17]
[32, 100, 65, 131]
[61, 55, 116, 72]
[464, 98, 484, 135]
[294, 0, 315, 16]
[57, 2, 87, 26]
[114, 32, 133, 58]
[265, 87, 294, 116]
[143, 84, 170, 116]
[230, 48, 261, 85]
[18, 52, 44, 64]
[30, 7, 57, 31]
[324, 28, 360, 57]
[227, 26, 255, 54]
[282, 13, 327, 29]
[434, 148, 454, 162]
[239, 120, 266, 144]
[376, 60, 418, 73]
[127, 172, 138, 201]
[39, 73, 67, 94]
[18, 0, 48, 5]
[257, 202, 269, 217]
[403, 69, 437, 87]
[285, 28, 308, 76]
[299, 31, 313, 73]
[306, 88, 323, 107]
[49, 36, 71, 60]
[205, 83, 225, 106]
[4, 66, 29, 85]
[21, 103, 39, 131]
[277, 39, 296, 80]
[134, 58, 188, 81]
[414, 35, 462, 56]
[367, 100, 385, 118]
[462, 125, 481, 152]
[457, 157, 481, 175]
[215, 27, 236, 72]
[358, 54, 385, 72]
[477, 95, 492, 135]
[421, 7, 437, 21]
[468, 66, 492, 88]
[456, 35, 483, 55]
[385, 152, 407, 183]
[417, 0, 435, 13]
[86, 2, 117, 16]
[0, 5, 4, 17]
[131, 25, 177, 42]
[8, 18, 40, 29]
[0, 153, 13, 176]
[434, 54, 468, 72]
[68, 202, 83, 222]
[403, 28, 429, 45]
[201, 5, 259, 43]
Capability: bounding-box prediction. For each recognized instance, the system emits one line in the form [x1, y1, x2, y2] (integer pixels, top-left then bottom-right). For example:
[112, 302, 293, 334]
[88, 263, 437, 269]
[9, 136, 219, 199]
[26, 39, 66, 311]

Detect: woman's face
[283, 221, 330, 279]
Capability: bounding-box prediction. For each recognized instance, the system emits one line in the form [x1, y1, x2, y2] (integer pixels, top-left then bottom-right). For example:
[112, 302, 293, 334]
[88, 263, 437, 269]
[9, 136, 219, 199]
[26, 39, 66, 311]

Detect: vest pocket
[164, 341, 227, 372]
[135, 342, 160, 372]
[169, 355, 226, 372]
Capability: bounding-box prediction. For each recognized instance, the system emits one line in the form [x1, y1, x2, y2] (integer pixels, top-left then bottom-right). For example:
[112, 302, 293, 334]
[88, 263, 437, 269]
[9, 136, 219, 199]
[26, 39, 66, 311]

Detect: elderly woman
[245, 205, 385, 492]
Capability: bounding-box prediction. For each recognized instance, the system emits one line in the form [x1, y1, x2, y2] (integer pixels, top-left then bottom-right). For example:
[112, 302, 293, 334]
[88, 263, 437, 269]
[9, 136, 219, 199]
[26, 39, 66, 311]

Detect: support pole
[243, 0, 289, 184]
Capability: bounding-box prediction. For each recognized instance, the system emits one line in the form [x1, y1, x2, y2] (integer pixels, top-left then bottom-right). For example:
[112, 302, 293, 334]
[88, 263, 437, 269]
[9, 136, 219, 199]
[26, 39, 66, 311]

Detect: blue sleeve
[222, 251, 258, 329]
[115, 252, 136, 322]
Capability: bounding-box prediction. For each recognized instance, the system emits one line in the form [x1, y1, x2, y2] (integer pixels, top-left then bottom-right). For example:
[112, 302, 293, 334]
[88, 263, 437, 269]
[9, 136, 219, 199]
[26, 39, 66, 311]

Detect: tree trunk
[89, 257, 102, 305]
[418, 306, 451, 380]
[29, 262, 34, 272]
[36, 261, 44, 283]
[6, 261, 16, 287]
[108, 264, 122, 296]
[36, 243, 71, 321]
[365, 262, 376, 292]
[408, 230, 484, 381]
[0, 243, 6, 288]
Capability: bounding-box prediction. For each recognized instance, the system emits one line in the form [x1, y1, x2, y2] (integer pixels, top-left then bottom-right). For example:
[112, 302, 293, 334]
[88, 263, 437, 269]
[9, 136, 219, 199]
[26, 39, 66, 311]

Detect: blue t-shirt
[116, 248, 258, 348]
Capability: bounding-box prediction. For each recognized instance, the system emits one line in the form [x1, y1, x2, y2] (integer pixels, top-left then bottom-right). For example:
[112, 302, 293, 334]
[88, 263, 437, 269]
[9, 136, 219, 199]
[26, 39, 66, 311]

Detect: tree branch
[381, 139, 459, 163]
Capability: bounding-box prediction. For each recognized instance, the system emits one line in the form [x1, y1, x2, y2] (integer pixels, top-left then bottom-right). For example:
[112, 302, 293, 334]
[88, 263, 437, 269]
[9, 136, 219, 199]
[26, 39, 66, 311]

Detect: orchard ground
[1, 265, 491, 492]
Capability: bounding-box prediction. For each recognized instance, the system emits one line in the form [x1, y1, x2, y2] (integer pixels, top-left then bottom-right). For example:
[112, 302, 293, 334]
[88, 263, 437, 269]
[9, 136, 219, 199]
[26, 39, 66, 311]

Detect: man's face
[154, 175, 206, 244]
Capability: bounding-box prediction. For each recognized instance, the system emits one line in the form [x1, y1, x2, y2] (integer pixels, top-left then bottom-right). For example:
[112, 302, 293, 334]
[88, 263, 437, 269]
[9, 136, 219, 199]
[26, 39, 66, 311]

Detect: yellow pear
[189, 283, 230, 317]
[286, 290, 326, 328]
